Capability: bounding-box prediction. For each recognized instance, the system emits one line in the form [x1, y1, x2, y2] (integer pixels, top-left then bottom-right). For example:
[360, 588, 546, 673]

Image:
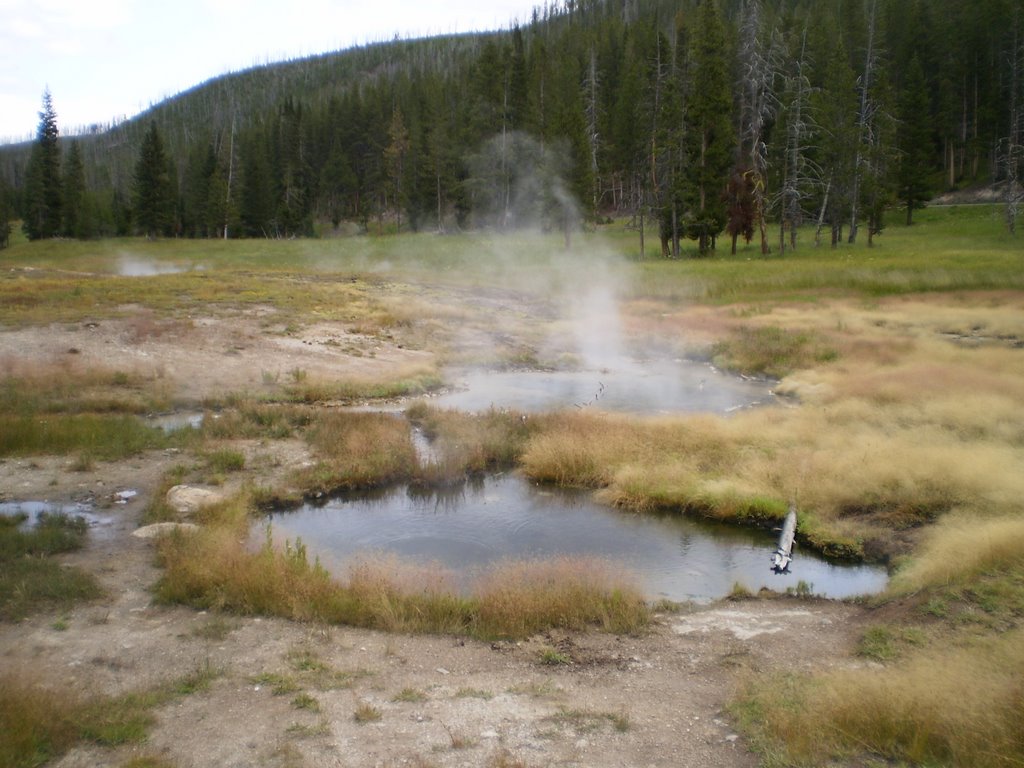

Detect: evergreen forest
[1, 0, 1022, 254]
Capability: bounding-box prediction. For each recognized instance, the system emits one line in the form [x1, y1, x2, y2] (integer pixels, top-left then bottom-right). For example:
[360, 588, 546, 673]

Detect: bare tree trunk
[224, 115, 235, 240]
[586, 47, 600, 217]
[737, 2, 779, 257]
[948, 139, 956, 189]
[814, 176, 831, 246]
[436, 174, 443, 233]
[849, 0, 877, 243]
[1006, 17, 1022, 234]
[639, 204, 645, 258]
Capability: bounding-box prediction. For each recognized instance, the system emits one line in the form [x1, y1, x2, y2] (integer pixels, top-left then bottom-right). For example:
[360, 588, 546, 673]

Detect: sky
[0, 0, 541, 143]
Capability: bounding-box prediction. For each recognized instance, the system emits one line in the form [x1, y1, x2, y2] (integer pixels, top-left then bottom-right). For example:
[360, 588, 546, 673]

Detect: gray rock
[166, 485, 224, 515]
[132, 522, 200, 539]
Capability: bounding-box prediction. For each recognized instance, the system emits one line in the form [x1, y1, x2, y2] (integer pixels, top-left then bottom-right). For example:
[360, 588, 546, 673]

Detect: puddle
[260, 474, 887, 602]
[0, 500, 111, 531]
[144, 411, 204, 432]
[431, 359, 773, 414]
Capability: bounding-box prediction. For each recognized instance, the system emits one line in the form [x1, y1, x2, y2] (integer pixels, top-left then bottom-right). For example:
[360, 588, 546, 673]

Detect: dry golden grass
[890, 514, 1024, 594]
[156, 502, 347, 623]
[408, 404, 539, 483]
[473, 556, 649, 638]
[292, 411, 418, 493]
[344, 554, 472, 635]
[0, 357, 173, 415]
[739, 629, 1024, 767]
[155, 493, 648, 639]
[516, 298, 1024, 561]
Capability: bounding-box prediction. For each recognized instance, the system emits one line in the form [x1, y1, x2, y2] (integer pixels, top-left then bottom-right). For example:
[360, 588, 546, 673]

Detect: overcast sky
[0, 0, 540, 143]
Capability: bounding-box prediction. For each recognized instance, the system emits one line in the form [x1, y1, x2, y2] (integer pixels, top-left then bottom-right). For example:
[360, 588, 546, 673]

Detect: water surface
[433, 359, 773, 415]
[0, 500, 109, 529]
[263, 474, 886, 602]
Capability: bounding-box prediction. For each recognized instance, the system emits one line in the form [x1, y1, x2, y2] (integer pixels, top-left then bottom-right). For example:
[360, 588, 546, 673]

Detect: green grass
[0, 513, 102, 621]
[284, 369, 444, 404]
[0, 413, 170, 459]
[0, 367, 173, 416]
[2, 207, 1019, 334]
[621, 205, 1024, 303]
[709, 325, 838, 378]
[392, 687, 428, 703]
[204, 448, 246, 474]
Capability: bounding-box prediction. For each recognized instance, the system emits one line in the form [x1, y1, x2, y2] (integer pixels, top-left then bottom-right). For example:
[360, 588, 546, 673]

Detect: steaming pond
[262, 474, 888, 602]
[433, 358, 773, 414]
[116, 257, 201, 276]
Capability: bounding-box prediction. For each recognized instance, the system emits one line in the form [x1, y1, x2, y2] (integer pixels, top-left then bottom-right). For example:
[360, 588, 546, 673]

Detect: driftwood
[771, 506, 797, 573]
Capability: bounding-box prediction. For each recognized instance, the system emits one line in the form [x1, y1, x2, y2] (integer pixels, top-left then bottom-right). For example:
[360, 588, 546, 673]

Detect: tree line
[2, 0, 1022, 252]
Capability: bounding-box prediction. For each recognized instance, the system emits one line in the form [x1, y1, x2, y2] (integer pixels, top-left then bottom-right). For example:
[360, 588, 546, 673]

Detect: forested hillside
[2, 0, 1022, 252]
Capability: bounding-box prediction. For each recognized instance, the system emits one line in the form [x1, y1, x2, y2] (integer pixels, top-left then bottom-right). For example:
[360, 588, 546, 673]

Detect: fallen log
[771, 506, 797, 573]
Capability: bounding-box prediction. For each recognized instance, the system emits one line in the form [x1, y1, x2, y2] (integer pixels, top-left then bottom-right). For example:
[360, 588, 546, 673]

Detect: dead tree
[848, 0, 878, 244]
[775, 30, 818, 255]
[1004, 15, 1024, 234]
[737, 0, 782, 255]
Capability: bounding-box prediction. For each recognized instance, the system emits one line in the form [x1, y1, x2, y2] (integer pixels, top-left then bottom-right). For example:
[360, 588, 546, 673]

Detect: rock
[132, 522, 200, 539]
[166, 485, 224, 515]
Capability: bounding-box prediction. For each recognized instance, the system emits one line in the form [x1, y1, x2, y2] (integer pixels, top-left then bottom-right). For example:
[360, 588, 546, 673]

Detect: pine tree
[384, 106, 410, 232]
[23, 89, 63, 240]
[811, 28, 858, 247]
[61, 141, 86, 238]
[239, 133, 275, 237]
[897, 57, 934, 224]
[133, 121, 175, 237]
[682, 0, 735, 255]
[0, 176, 12, 249]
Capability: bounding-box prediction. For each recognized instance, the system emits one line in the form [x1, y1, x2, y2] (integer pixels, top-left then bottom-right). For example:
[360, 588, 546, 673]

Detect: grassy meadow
[2, 204, 1023, 765]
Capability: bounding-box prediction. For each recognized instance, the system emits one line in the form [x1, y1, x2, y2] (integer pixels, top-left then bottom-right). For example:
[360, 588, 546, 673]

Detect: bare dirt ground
[0, 308, 434, 402]
[0, 312, 871, 768]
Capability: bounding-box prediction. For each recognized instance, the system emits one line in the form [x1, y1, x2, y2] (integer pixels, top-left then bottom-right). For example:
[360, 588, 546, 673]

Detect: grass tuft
[472, 556, 650, 639]
[292, 411, 417, 494]
[353, 701, 382, 724]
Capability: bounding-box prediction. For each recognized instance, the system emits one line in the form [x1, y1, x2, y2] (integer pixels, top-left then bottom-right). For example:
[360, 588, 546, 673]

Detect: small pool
[261, 474, 887, 602]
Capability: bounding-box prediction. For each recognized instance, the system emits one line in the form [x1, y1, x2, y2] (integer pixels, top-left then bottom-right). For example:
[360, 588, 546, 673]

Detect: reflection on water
[432, 359, 773, 414]
[144, 411, 204, 432]
[261, 474, 887, 602]
[0, 500, 107, 528]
